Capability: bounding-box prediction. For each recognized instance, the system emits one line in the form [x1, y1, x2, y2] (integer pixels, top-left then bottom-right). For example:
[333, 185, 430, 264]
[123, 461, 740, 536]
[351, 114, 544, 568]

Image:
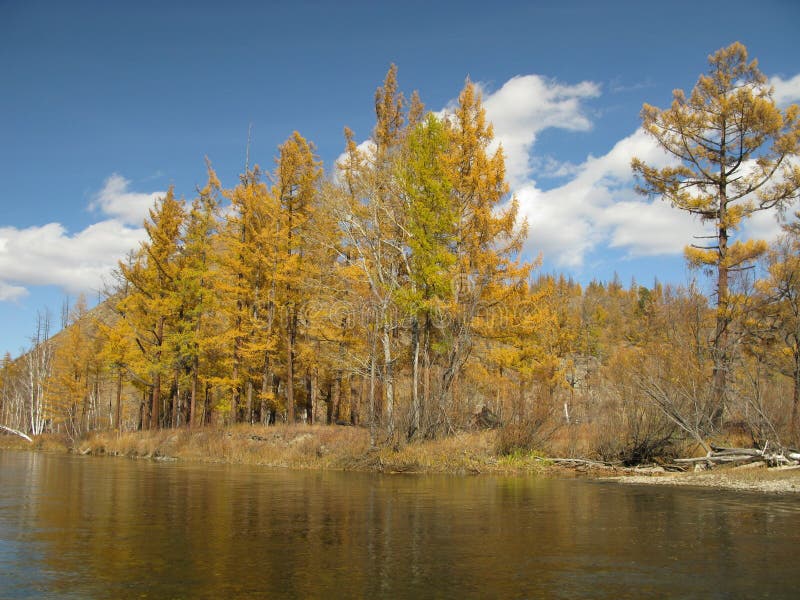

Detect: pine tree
[632, 42, 800, 420]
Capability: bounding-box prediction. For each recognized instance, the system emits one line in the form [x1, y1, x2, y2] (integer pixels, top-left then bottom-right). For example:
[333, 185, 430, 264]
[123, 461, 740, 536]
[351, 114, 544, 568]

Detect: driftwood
[674, 445, 800, 469]
[0, 424, 33, 443]
[542, 457, 636, 472]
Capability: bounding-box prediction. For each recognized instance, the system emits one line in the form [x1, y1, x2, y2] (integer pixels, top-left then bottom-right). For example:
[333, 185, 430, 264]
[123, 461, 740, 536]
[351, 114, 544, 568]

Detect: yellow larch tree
[175, 165, 222, 427]
[632, 42, 800, 420]
[47, 295, 103, 440]
[438, 79, 530, 423]
[214, 168, 280, 423]
[117, 186, 186, 429]
[272, 132, 323, 424]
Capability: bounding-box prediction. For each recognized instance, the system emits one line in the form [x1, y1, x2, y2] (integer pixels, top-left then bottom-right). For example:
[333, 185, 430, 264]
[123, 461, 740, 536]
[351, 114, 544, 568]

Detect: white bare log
[708, 447, 764, 457]
[674, 455, 762, 464]
[674, 447, 799, 468]
[547, 458, 617, 469]
[0, 424, 33, 443]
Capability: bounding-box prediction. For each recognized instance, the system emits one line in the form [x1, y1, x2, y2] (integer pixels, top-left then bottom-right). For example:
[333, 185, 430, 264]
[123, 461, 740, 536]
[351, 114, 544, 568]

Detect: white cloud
[528, 156, 581, 179]
[742, 207, 785, 242]
[0, 221, 145, 297]
[0, 175, 160, 302]
[0, 281, 28, 302]
[480, 75, 601, 187]
[506, 70, 800, 268]
[90, 173, 164, 226]
[770, 73, 800, 106]
[603, 200, 701, 256]
[516, 128, 711, 267]
[516, 127, 799, 268]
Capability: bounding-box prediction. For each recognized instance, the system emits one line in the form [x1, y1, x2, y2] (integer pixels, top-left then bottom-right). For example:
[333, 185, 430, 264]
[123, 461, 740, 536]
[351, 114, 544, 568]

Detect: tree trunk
[325, 380, 334, 425]
[305, 369, 315, 424]
[286, 320, 295, 424]
[115, 370, 123, 432]
[409, 316, 420, 439]
[349, 374, 358, 425]
[368, 318, 378, 446]
[382, 322, 394, 436]
[203, 383, 211, 427]
[150, 372, 161, 430]
[333, 373, 342, 422]
[712, 145, 730, 426]
[792, 347, 800, 443]
[172, 370, 180, 428]
[151, 316, 164, 429]
[189, 356, 198, 429]
[0, 425, 32, 443]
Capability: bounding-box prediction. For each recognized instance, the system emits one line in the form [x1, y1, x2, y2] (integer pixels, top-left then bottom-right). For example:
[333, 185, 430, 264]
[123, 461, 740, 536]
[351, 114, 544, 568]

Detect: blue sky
[2, 0, 799, 357]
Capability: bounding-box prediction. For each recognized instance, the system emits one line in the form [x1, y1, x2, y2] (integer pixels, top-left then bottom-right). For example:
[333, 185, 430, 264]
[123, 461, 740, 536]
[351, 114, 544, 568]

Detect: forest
[2, 43, 799, 465]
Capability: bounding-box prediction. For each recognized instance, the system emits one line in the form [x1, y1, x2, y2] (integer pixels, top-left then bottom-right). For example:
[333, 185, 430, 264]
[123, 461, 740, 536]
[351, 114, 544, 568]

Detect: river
[0, 451, 797, 598]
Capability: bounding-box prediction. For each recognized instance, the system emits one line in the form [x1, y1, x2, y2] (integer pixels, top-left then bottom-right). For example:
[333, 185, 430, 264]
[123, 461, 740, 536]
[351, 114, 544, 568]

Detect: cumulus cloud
[89, 173, 164, 226]
[0, 221, 146, 297]
[479, 75, 601, 187]
[770, 73, 800, 106]
[516, 128, 710, 266]
[497, 72, 800, 268]
[515, 128, 800, 267]
[445, 73, 714, 266]
[0, 175, 160, 302]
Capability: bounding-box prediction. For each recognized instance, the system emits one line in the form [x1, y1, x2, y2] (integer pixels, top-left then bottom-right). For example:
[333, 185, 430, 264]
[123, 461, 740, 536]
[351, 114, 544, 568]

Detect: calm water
[0, 451, 798, 599]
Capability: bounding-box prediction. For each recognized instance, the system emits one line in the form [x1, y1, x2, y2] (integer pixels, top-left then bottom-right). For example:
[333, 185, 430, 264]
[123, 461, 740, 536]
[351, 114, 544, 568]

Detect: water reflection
[0, 451, 798, 598]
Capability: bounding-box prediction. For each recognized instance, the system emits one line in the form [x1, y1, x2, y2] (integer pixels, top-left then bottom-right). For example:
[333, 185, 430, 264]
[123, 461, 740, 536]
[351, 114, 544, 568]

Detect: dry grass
[84, 424, 372, 470]
[1, 425, 551, 476]
[5, 424, 797, 492]
[0, 433, 69, 453]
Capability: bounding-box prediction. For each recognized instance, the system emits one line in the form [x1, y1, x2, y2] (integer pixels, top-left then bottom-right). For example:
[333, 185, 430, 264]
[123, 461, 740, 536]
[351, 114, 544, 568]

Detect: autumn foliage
[2, 45, 800, 462]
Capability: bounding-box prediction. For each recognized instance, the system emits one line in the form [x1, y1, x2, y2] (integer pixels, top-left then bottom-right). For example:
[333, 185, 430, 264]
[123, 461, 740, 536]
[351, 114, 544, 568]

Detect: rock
[473, 405, 501, 429]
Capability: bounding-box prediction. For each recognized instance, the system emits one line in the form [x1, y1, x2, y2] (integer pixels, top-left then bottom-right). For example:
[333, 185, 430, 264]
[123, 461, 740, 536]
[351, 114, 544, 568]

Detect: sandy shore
[605, 466, 800, 494]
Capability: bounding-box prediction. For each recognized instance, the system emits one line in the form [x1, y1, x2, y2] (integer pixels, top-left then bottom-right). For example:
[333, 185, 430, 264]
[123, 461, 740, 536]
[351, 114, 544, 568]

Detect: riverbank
[2, 424, 799, 492]
[606, 467, 800, 493]
[0, 424, 550, 475]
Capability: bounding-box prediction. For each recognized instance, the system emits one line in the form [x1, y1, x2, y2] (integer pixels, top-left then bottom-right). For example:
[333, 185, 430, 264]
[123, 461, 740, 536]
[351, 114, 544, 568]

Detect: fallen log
[708, 447, 764, 457]
[674, 455, 763, 464]
[545, 458, 619, 470]
[674, 446, 800, 469]
[772, 464, 800, 471]
[0, 424, 33, 443]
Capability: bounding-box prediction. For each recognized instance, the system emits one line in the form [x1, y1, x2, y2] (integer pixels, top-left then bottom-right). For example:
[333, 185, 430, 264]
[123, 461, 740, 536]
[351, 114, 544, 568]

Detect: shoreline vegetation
[2, 425, 798, 494]
[2, 45, 800, 498]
